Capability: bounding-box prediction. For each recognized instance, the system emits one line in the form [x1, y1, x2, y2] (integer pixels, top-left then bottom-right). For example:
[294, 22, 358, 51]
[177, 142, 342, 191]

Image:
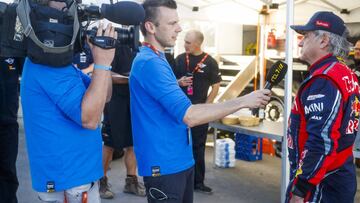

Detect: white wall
[216, 23, 243, 55]
[178, 2, 260, 25]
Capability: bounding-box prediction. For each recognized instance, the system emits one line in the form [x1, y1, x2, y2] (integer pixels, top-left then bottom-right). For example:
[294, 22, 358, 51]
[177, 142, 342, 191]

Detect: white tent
[175, 0, 360, 24]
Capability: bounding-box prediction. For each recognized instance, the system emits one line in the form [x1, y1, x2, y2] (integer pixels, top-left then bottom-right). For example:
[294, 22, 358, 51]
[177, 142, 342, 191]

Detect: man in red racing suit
[286, 11, 359, 203]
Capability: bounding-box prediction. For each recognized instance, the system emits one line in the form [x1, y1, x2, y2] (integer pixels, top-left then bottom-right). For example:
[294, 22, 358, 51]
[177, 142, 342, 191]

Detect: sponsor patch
[304, 102, 323, 115]
[46, 181, 55, 193]
[346, 119, 359, 134]
[307, 94, 325, 101]
[310, 115, 322, 121]
[342, 76, 360, 93]
[351, 96, 360, 117]
[49, 18, 58, 23]
[315, 20, 330, 28]
[151, 166, 161, 177]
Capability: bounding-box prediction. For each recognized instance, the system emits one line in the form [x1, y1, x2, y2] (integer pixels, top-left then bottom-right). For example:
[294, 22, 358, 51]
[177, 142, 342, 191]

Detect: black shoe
[195, 184, 213, 194]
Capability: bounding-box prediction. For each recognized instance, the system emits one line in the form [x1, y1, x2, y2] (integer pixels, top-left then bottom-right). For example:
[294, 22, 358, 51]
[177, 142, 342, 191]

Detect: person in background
[130, 0, 270, 202]
[0, 56, 23, 203]
[349, 39, 360, 76]
[287, 11, 358, 203]
[99, 45, 146, 199]
[173, 30, 221, 194]
[349, 39, 360, 168]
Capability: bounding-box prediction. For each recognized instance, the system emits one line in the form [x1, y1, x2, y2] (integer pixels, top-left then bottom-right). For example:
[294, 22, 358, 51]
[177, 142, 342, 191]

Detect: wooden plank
[215, 56, 257, 102]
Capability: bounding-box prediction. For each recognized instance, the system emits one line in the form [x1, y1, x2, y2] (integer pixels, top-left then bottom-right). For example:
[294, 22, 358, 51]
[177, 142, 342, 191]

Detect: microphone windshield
[101, 1, 145, 25]
[265, 60, 288, 87]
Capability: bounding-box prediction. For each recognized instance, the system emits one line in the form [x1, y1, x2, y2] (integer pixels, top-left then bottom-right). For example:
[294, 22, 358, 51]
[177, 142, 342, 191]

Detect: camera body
[0, 0, 143, 67]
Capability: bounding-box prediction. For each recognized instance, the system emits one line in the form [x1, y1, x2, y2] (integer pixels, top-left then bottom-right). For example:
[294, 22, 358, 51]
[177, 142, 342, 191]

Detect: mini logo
[304, 102, 324, 115]
[315, 20, 330, 28]
[5, 58, 14, 65]
[200, 63, 207, 69]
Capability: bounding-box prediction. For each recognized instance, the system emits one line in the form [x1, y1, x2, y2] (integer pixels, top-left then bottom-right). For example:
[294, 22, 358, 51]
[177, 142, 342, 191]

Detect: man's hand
[290, 195, 304, 203]
[178, 76, 193, 87]
[89, 23, 117, 67]
[241, 89, 271, 109]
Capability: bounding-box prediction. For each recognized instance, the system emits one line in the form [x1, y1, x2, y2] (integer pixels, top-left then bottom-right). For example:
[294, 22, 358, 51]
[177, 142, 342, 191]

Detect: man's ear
[319, 33, 330, 49]
[144, 21, 156, 35]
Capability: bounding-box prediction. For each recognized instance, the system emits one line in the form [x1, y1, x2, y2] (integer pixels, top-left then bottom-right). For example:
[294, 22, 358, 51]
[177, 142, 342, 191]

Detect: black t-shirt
[174, 53, 221, 104]
[111, 45, 136, 96]
[0, 57, 23, 124]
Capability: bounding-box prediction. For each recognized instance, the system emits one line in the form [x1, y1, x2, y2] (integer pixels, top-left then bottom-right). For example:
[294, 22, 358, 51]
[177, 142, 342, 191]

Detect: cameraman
[20, 1, 116, 203]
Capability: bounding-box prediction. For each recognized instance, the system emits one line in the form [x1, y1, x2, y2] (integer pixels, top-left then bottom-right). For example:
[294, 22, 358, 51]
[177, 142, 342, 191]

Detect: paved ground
[16, 115, 360, 203]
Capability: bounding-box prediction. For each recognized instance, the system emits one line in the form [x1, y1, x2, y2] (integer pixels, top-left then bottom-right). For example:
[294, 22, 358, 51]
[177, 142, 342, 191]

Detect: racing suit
[286, 54, 359, 203]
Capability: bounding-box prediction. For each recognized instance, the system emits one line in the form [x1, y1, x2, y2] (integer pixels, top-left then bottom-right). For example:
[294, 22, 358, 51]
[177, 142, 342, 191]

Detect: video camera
[0, 0, 145, 67]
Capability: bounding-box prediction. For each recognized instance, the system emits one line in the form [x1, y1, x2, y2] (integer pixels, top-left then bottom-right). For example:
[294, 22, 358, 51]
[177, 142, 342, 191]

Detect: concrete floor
[16, 117, 360, 203]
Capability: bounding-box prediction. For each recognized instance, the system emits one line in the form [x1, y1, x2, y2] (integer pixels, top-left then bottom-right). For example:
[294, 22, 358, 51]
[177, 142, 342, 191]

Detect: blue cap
[290, 11, 346, 36]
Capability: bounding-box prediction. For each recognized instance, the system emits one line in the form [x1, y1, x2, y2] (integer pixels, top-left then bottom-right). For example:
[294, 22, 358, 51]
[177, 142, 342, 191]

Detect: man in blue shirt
[21, 6, 116, 201]
[130, 1, 271, 202]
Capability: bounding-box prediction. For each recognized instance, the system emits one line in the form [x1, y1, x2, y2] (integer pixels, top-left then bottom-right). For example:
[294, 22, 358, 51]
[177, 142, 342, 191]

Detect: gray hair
[314, 29, 352, 59]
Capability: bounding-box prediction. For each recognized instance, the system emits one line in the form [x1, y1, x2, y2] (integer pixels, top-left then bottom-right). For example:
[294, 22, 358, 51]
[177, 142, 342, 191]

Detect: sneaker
[123, 176, 146, 196]
[99, 176, 114, 199]
[195, 184, 213, 194]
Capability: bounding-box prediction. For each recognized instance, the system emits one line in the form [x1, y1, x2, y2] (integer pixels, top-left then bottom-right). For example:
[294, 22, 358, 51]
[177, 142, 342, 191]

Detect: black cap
[290, 11, 346, 36]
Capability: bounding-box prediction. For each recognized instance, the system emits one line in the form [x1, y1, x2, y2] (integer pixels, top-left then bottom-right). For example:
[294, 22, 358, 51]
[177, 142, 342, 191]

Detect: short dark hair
[140, 0, 177, 36]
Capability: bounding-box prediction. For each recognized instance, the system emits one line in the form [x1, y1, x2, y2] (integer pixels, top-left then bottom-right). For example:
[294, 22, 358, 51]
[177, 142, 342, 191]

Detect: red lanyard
[142, 42, 160, 56]
[186, 53, 209, 74]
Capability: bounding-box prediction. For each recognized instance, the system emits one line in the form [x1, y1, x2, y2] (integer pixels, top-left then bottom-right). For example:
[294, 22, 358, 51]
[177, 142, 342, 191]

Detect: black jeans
[0, 123, 19, 203]
[143, 167, 194, 203]
[191, 124, 208, 186]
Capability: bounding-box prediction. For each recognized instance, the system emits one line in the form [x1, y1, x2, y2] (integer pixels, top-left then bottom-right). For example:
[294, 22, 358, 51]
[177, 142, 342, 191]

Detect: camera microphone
[101, 1, 145, 25]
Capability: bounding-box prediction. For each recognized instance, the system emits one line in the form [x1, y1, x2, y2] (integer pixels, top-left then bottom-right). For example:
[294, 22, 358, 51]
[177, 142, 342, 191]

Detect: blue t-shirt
[130, 46, 194, 177]
[20, 58, 103, 192]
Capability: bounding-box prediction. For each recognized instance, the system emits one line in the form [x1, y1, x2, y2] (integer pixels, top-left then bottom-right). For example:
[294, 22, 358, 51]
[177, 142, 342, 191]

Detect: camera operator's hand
[81, 23, 116, 129]
[178, 76, 193, 87]
[89, 23, 117, 67]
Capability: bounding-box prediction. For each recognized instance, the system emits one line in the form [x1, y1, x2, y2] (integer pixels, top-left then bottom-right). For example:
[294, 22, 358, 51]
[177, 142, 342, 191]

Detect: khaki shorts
[37, 181, 100, 203]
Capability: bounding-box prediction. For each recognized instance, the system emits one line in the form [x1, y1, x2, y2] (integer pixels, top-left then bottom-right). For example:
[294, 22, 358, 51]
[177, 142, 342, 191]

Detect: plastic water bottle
[215, 138, 236, 168]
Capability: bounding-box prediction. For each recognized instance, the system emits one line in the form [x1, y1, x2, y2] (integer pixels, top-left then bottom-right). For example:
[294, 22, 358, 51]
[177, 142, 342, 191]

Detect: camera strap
[89, 36, 116, 49]
[16, 0, 79, 54]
